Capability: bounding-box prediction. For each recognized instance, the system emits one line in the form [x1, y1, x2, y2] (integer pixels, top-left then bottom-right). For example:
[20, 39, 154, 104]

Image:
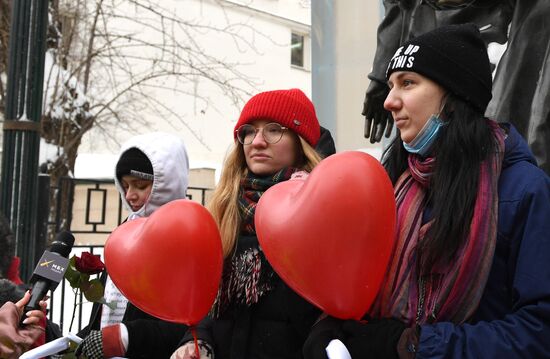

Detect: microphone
[22, 231, 75, 318]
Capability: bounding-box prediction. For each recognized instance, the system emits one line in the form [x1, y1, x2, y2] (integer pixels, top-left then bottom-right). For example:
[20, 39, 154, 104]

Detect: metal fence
[46, 177, 213, 334]
[48, 244, 105, 334]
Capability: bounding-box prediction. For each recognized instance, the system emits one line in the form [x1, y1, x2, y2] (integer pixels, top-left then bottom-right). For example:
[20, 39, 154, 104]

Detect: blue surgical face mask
[403, 114, 446, 157]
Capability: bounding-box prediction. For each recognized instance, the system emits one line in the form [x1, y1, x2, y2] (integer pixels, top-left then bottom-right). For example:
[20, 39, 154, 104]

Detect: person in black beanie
[114, 147, 155, 214]
[303, 23, 550, 359]
[362, 1, 550, 177]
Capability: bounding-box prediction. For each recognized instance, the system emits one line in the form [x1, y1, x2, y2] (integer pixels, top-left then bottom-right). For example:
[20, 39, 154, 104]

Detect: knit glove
[341, 318, 407, 359]
[362, 80, 393, 143]
[75, 330, 103, 359]
[302, 316, 345, 359]
[75, 325, 125, 359]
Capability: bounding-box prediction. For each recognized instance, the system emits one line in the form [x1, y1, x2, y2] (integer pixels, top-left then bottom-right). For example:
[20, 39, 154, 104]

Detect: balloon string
[192, 326, 200, 358]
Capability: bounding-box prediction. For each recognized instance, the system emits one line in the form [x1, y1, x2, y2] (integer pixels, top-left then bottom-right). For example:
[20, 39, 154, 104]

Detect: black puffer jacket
[122, 303, 188, 358]
[78, 272, 187, 359]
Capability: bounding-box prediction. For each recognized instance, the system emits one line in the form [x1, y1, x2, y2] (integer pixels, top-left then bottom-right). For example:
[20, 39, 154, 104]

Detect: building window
[291, 32, 304, 68]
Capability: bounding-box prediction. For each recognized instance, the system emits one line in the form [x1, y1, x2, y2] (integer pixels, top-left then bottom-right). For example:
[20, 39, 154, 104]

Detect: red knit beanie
[234, 89, 321, 147]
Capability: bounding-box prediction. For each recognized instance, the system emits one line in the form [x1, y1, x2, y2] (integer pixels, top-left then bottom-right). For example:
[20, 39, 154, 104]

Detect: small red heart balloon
[105, 199, 222, 325]
[255, 151, 396, 319]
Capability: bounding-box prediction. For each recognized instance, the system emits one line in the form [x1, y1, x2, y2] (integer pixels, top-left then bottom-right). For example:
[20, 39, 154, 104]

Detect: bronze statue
[364, 0, 549, 174]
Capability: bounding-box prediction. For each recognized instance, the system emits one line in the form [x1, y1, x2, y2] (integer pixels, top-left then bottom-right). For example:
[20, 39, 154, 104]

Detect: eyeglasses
[235, 122, 288, 145]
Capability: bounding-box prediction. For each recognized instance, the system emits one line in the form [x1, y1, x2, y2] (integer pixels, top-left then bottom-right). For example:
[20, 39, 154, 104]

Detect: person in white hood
[115, 132, 189, 219]
[77, 132, 190, 359]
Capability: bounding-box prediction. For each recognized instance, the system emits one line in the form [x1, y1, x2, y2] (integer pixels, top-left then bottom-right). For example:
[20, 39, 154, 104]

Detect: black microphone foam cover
[49, 231, 75, 258]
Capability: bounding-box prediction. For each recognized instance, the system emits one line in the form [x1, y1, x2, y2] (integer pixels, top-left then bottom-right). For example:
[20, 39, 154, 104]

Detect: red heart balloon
[105, 199, 222, 325]
[255, 151, 396, 319]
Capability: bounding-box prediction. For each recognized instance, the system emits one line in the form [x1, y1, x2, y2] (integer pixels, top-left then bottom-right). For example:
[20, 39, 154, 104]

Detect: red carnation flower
[75, 252, 105, 274]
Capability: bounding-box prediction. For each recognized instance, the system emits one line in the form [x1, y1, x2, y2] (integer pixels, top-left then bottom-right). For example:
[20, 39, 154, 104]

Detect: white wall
[77, 0, 313, 177]
[312, 0, 382, 160]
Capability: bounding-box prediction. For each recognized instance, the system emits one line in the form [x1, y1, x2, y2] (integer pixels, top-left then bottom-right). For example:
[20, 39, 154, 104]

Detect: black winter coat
[182, 235, 321, 359]
[78, 272, 187, 358]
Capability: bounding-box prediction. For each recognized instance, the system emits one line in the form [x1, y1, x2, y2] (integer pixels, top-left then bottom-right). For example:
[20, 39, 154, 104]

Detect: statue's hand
[362, 81, 393, 143]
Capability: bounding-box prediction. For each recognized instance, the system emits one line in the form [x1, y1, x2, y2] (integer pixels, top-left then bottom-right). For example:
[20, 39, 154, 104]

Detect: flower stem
[69, 288, 79, 332]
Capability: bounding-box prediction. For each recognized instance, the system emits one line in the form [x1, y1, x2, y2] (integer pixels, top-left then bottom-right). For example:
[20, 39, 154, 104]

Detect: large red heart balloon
[105, 199, 222, 325]
[255, 151, 396, 319]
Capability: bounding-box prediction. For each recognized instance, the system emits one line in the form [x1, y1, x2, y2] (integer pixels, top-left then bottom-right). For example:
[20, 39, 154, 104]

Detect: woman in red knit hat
[171, 88, 324, 359]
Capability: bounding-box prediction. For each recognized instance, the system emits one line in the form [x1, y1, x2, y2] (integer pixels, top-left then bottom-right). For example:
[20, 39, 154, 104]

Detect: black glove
[362, 81, 393, 143]
[75, 330, 103, 359]
[303, 316, 345, 359]
[341, 318, 407, 359]
[315, 126, 336, 158]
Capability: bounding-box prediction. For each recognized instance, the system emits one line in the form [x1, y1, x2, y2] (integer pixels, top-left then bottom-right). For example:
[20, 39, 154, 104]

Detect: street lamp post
[1, 0, 49, 281]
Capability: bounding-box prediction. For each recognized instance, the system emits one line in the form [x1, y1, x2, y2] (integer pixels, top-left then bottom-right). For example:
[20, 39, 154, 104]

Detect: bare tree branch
[1, 0, 280, 189]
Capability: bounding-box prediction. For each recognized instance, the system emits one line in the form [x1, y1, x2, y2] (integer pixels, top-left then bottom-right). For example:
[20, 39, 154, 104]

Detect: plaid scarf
[211, 168, 297, 317]
[371, 120, 505, 325]
[237, 167, 298, 235]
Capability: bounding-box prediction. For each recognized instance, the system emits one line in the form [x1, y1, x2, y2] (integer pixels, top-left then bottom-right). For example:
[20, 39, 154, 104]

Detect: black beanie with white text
[386, 23, 492, 114]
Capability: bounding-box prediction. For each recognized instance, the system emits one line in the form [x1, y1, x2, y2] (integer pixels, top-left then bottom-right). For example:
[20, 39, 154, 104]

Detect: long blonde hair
[208, 135, 322, 258]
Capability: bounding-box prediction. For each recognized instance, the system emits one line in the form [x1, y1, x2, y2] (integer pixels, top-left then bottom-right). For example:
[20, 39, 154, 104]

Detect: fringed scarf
[371, 120, 505, 325]
[211, 167, 298, 318]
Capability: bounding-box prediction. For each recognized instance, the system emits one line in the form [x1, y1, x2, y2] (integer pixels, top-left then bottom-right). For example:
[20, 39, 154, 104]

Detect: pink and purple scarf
[371, 120, 505, 325]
